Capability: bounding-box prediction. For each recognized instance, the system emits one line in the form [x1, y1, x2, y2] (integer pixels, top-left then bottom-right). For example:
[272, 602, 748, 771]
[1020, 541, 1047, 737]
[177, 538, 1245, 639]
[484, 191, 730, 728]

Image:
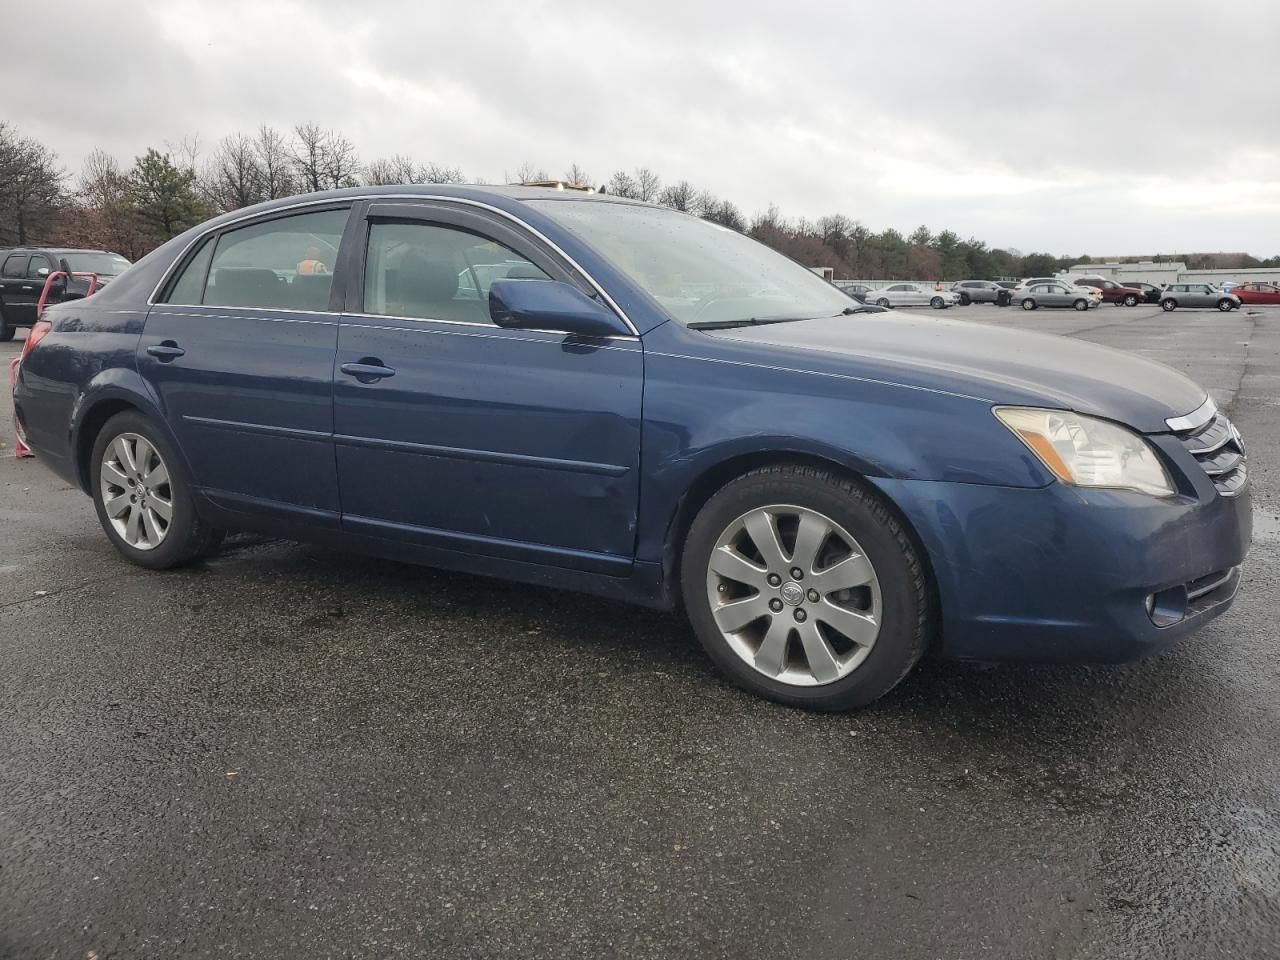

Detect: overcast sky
[4, 0, 1278, 255]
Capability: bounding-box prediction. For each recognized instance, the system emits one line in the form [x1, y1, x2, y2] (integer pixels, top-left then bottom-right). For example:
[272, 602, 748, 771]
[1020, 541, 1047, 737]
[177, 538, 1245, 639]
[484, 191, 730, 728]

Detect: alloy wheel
[100, 433, 173, 550]
[704, 504, 882, 686]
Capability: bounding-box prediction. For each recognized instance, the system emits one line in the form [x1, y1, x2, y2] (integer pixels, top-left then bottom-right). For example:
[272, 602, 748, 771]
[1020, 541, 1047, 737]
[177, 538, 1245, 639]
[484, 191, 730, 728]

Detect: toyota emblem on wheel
[780, 582, 805, 606]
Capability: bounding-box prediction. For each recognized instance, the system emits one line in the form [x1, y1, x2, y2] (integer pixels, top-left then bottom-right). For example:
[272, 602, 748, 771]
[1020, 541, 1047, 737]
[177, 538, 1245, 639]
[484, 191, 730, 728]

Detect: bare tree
[657, 180, 696, 211]
[292, 122, 328, 192]
[324, 131, 360, 189]
[254, 125, 296, 199]
[363, 154, 419, 186]
[633, 167, 661, 202]
[77, 148, 128, 208]
[0, 124, 67, 245]
[420, 162, 465, 184]
[206, 132, 264, 212]
[563, 162, 592, 188]
[510, 161, 550, 184]
[605, 170, 638, 198]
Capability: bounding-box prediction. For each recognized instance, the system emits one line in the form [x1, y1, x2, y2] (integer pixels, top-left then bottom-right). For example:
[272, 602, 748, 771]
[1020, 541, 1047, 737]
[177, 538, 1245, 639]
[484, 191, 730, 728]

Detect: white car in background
[869, 283, 958, 309]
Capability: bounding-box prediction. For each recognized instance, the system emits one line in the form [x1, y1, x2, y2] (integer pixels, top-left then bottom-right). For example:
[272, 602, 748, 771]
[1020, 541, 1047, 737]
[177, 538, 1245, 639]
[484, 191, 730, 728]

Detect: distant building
[1059, 260, 1280, 287]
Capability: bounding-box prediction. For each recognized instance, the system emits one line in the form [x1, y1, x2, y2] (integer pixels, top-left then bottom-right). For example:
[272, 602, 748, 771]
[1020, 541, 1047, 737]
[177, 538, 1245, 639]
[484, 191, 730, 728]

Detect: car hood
[709, 313, 1206, 433]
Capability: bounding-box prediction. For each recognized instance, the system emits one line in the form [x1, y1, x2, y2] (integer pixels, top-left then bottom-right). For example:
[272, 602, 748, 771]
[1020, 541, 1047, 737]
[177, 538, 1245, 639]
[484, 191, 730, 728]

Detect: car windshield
[529, 199, 854, 326]
[61, 252, 132, 276]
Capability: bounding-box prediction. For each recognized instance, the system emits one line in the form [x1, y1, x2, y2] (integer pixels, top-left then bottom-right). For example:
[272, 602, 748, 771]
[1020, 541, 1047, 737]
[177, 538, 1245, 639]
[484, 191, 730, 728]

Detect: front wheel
[1161, 299, 1177, 312]
[90, 411, 223, 569]
[0, 312, 13, 342]
[1021, 298, 1037, 311]
[930, 296, 945, 309]
[1073, 299, 1088, 311]
[1217, 299, 1235, 312]
[681, 464, 931, 710]
[958, 293, 971, 306]
[1124, 294, 1138, 306]
[876, 297, 891, 308]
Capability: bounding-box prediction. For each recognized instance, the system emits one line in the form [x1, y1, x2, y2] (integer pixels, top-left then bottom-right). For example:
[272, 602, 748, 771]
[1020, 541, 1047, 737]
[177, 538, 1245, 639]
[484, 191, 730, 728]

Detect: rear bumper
[870, 476, 1252, 663]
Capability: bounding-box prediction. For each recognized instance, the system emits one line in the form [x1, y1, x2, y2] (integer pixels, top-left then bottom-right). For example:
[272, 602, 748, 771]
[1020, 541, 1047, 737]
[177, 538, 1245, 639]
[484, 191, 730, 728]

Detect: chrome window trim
[340, 310, 637, 342]
[1165, 395, 1216, 433]
[146, 193, 639, 337]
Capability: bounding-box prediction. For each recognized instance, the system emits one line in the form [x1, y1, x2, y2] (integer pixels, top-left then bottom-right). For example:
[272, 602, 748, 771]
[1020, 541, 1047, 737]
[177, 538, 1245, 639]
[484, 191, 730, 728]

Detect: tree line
[2, 121, 1277, 278]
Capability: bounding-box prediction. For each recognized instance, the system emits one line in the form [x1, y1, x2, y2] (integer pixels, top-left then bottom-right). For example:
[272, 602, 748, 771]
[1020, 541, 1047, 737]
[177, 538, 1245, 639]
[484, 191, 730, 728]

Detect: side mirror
[36, 266, 50, 277]
[489, 278, 630, 337]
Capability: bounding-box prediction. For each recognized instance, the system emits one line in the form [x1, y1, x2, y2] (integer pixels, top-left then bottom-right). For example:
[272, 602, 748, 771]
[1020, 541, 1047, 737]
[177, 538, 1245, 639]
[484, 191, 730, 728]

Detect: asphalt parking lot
[2, 303, 1278, 959]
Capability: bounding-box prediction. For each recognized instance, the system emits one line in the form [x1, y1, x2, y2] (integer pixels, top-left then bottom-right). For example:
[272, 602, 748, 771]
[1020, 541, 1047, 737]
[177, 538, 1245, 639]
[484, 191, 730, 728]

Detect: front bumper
[870, 475, 1252, 663]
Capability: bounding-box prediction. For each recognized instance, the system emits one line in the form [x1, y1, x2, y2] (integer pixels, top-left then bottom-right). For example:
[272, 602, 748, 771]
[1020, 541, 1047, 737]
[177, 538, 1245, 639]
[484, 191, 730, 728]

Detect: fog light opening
[1147, 586, 1189, 627]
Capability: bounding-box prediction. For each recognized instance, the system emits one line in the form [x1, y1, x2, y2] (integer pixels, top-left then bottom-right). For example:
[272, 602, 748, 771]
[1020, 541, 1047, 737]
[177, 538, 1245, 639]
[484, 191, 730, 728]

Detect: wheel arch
[660, 450, 941, 640]
[70, 380, 179, 495]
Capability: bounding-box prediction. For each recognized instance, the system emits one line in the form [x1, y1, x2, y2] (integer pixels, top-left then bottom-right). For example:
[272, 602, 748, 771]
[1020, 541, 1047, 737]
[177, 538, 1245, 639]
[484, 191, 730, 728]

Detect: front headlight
[994, 407, 1175, 497]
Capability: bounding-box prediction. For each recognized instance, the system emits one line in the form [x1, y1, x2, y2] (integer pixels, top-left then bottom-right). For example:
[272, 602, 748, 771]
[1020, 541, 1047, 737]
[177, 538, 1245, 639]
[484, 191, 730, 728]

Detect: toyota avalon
[11, 186, 1252, 709]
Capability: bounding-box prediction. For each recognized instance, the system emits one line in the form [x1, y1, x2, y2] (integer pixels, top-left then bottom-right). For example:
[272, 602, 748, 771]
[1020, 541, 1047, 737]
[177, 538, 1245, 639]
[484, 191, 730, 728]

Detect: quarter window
[166, 236, 215, 305]
[2, 254, 27, 278]
[196, 208, 350, 311]
[363, 221, 549, 324]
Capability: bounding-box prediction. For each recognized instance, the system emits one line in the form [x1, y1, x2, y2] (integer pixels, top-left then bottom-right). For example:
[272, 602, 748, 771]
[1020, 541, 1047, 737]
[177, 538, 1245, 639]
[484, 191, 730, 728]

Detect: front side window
[363, 221, 548, 324]
[529, 199, 855, 327]
[196, 208, 349, 311]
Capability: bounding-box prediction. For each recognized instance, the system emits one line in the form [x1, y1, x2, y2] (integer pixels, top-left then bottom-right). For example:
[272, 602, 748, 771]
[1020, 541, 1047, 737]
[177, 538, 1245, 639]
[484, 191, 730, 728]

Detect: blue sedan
[12, 186, 1252, 709]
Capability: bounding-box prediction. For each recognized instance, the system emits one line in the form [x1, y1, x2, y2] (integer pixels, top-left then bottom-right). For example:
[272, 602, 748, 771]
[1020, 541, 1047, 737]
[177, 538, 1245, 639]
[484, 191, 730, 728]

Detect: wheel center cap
[779, 582, 805, 606]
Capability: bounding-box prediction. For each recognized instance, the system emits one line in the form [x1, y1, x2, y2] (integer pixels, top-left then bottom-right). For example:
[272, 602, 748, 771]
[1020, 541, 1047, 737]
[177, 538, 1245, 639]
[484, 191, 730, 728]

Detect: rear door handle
[146, 342, 186, 361]
[340, 359, 396, 383]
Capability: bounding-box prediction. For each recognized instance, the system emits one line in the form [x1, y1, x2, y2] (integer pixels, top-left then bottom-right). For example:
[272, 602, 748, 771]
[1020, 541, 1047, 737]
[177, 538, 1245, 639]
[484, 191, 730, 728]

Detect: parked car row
[0, 247, 132, 339]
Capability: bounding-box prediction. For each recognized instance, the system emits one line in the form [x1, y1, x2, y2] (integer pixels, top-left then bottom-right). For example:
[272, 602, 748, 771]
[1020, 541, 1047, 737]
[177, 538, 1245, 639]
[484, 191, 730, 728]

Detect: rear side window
[196, 208, 349, 311]
[25, 256, 53, 278]
[166, 237, 215, 305]
[363, 221, 549, 324]
[2, 254, 27, 278]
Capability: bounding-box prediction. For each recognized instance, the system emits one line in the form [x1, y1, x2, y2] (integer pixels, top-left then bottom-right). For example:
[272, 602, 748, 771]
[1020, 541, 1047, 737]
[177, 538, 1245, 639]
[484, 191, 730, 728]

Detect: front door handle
[340, 358, 396, 383]
[146, 341, 186, 361]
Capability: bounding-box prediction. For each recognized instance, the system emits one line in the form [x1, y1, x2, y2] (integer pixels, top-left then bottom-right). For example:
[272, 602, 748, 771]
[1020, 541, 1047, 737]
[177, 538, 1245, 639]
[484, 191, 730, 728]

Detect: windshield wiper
[842, 305, 879, 314]
[686, 314, 819, 330]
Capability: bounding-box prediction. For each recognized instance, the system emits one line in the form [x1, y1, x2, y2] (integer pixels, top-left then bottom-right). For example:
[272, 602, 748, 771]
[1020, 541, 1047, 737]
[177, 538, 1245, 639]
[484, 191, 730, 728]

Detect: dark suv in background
[0, 247, 131, 340]
[1069, 275, 1144, 307]
[951, 280, 1011, 306]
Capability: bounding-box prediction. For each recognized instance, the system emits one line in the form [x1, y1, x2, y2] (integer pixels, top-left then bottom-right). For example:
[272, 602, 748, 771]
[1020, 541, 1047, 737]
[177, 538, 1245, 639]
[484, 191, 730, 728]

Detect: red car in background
[1070, 276, 1145, 307]
[1232, 282, 1280, 305]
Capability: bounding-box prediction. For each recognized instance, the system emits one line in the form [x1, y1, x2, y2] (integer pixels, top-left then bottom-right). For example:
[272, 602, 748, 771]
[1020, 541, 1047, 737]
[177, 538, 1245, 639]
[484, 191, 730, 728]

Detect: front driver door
[333, 201, 643, 573]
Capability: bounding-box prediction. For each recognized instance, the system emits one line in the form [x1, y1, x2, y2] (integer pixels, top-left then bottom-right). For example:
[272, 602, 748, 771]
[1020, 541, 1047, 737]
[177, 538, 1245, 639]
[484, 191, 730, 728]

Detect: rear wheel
[1161, 299, 1177, 312]
[0, 309, 13, 342]
[90, 411, 223, 569]
[682, 464, 931, 710]
[1073, 299, 1088, 311]
[1217, 298, 1235, 312]
[1021, 298, 1036, 310]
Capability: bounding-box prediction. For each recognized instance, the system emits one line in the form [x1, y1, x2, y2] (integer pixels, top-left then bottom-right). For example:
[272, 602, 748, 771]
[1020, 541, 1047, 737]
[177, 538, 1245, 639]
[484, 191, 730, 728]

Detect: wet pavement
[2, 305, 1278, 959]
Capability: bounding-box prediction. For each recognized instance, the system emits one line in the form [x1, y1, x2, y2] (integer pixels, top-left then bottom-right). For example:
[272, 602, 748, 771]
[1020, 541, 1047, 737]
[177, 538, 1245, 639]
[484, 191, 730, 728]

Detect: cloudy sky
[4, 0, 1278, 255]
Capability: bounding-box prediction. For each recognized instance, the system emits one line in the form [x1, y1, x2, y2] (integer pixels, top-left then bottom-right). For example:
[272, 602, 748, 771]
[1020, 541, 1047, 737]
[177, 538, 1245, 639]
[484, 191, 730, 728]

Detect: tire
[876, 297, 891, 308]
[1073, 299, 1088, 311]
[1124, 294, 1138, 307]
[681, 464, 932, 711]
[958, 293, 971, 306]
[1161, 299, 1177, 312]
[90, 410, 223, 570]
[1021, 298, 1036, 311]
[930, 296, 945, 309]
[1217, 299, 1234, 312]
[0, 312, 13, 341]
